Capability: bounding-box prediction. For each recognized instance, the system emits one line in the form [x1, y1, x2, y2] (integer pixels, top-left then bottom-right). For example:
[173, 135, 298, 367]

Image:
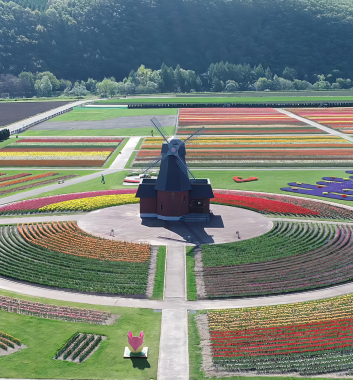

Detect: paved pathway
[276, 108, 353, 143]
[109, 136, 140, 169]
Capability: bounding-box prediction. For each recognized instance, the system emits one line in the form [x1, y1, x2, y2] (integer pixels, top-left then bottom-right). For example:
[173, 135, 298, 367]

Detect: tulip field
[213, 190, 353, 220]
[0, 222, 152, 295]
[177, 108, 324, 135]
[0, 330, 21, 352]
[134, 135, 353, 167]
[199, 220, 353, 297]
[197, 293, 353, 376]
[288, 107, 353, 134]
[0, 137, 123, 167]
[0, 295, 113, 324]
[0, 189, 137, 215]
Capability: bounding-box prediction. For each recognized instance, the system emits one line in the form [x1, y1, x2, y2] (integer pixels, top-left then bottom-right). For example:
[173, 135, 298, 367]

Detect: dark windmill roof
[190, 179, 214, 199]
[136, 178, 157, 198]
[154, 142, 192, 192]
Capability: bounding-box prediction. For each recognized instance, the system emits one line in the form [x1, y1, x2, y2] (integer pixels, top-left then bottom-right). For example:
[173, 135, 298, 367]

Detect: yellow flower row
[208, 293, 353, 331]
[39, 194, 139, 212]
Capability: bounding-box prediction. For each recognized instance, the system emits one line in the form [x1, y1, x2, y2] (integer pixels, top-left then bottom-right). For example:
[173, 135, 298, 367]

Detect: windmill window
[171, 192, 175, 199]
[160, 204, 163, 210]
[182, 196, 186, 202]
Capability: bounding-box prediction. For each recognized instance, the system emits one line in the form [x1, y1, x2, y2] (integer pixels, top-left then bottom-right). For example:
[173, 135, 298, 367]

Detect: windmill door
[190, 199, 204, 214]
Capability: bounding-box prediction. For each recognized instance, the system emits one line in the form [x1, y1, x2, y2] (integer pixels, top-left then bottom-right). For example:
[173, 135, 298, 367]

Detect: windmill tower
[136, 118, 214, 221]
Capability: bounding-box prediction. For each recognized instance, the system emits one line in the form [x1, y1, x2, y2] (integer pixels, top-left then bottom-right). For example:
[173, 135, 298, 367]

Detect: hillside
[1, 0, 353, 81]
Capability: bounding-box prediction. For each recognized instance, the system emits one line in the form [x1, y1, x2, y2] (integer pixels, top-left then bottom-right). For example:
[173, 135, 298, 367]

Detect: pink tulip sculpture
[127, 331, 144, 354]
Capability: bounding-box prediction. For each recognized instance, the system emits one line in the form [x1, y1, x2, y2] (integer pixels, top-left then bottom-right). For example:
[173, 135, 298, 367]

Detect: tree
[223, 80, 239, 92]
[68, 82, 88, 96]
[96, 78, 118, 97]
[34, 76, 52, 97]
[282, 67, 297, 81]
[36, 72, 60, 91]
[211, 78, 224, 92]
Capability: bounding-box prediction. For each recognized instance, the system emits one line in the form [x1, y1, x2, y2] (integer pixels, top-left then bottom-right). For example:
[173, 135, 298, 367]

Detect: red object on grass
[124, 179, 140, 183]
[233, 176, 258, 183]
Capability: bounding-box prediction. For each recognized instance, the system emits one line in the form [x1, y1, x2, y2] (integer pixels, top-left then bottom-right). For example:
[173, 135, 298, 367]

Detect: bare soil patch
[0, 101, 72, 127]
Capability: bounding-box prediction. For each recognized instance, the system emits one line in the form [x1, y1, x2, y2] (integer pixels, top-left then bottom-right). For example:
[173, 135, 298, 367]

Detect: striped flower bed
[198, 294, 353, 376]
[0, 189, 137, 215]
[287, 107, 353, 134]
[177, 108, 324, 135]
[135, 135, 353, 167]
[0, 138, 123, 167]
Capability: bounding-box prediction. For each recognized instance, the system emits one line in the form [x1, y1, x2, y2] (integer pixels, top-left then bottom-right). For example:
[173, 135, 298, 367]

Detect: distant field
[22, 126, 175, 137]
[0, 101, 72, 127]
[51, 107, 178, 122]
[97, 95, 353, 104]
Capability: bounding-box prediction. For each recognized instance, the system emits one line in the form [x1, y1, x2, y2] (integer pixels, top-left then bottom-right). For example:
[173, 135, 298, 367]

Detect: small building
[136, 138, 214, 221]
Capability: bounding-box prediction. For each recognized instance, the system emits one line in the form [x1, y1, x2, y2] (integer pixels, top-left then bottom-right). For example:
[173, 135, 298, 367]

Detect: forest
[1, 0, 353, 84]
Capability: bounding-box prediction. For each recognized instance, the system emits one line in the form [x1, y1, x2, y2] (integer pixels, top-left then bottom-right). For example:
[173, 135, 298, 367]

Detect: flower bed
[200, 221, 353, 298]
[0, 330, 21, 351]
[0, 189, 137, 215]
[288, 107, 353, 135]
[177, 108, 324, 135]
[0, 174, 78, 197]
[282, 171, 353, 201]
[19, 221, 150, 262]
[0, 172, 58, 188]
[0, 173, 31, 183]
[213, 190, 353, 220]
[54, 332, 105, 363]
[38, 193, 138, 212]
[0, 137, 123, 167]
[201, 294, 353, 376]
[0, 295, 112, 324]
[0, 223, 151, 295]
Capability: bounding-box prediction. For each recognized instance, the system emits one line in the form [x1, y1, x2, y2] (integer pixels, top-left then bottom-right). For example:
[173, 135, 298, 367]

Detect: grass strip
[97, 95, 353, 104]
[22, 126, 176, 137]
[135, 137, 144, 151]
[50, 107, 178, 121]
[125, 151, 137, 169]
[104, 137, 129, 168]
[151, 246, 166, 300]
[186, 246, 197, 301]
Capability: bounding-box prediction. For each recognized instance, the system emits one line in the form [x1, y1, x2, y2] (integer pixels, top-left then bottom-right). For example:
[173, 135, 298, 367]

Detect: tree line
[1, 0, 353, 83]
[1, 62, 353, 98]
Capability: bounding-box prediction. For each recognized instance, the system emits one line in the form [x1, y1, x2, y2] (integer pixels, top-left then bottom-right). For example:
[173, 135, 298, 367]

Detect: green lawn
[28, 170, 133, 199]
[97, 95, 353, 104]
[50, 107, 178, 122]
[22, 126, 175, 137]
[193, 169, 353, 206]
[186, 247, 197, 301]
[0, 304, 160, 379]
[0, 170, 99, 199]
[28, 169, 353, 207]
[151, 246, 166, 300]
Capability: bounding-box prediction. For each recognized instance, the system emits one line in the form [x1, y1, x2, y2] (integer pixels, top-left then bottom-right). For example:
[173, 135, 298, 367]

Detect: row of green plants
[0, 226, 149, 295]
[0, 330, 21, 350]
[79, 336, 103, 363]
[201, 221, 333, 267]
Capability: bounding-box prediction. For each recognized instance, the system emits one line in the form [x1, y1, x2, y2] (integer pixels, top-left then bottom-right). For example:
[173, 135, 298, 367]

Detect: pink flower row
[0, 189, 137, 214]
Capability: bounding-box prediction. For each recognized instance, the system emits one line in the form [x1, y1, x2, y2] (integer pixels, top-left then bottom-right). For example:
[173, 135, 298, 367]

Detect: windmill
[136, 117, 214, 221]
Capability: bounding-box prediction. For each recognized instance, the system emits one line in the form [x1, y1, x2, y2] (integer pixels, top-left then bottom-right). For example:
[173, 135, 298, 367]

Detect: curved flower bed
[213, 190, 353, 220]
[38, 193, 138, 212]
[0, 189, 137, 215]
[0, 223, 150, 295]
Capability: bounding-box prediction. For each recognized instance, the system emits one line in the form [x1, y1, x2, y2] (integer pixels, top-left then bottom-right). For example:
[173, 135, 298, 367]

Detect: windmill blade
[151, 117, 170, 143]
[175, 156, 195, 180]
[142, 153, 167, 174]
[182, 126, 205, 144]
